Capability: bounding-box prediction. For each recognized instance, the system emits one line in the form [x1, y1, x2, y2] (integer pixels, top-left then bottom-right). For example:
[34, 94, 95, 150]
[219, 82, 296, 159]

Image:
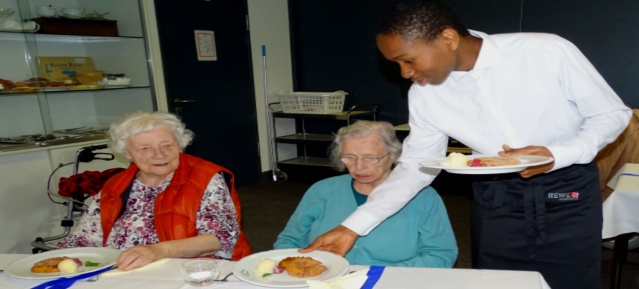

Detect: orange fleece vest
[100, 153, 251, 260]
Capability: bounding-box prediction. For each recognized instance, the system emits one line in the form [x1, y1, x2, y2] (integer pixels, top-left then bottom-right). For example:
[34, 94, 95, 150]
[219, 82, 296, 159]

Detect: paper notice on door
[195, 30, 217, 61]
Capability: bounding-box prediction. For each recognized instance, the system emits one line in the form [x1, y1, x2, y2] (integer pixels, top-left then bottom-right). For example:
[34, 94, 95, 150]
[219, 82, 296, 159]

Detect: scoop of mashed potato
[57, 259, 78, 273]
[255, 258, 276, 276]
[442, 152, 469, 167]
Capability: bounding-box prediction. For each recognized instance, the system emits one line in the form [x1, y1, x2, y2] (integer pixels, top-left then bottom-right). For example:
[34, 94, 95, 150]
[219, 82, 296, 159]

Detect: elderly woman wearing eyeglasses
[274, 120, 457, 267]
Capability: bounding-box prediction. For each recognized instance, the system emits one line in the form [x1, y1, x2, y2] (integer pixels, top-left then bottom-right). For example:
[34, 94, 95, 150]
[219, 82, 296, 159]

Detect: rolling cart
[267, 101, 378, 180]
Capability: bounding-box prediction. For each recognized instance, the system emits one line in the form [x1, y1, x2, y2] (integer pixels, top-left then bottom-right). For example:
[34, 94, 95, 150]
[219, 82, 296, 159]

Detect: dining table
[601, 163, 639, 289]
[0, 253, 552, 289]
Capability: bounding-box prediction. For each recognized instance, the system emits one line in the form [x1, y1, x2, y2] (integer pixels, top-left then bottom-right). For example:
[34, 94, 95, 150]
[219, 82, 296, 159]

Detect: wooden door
[154, 0, 260, 186]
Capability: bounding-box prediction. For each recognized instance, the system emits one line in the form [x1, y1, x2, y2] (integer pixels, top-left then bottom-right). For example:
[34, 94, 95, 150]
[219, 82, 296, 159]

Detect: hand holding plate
[499, 144, 554, 178]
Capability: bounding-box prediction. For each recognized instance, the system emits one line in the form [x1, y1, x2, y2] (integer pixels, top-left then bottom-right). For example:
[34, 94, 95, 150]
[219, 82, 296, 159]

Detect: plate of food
[420, 153, 554, 174]
[233, 248, 350, 288]
[10, 87, 39, 93]
[4, 247, 120, 279]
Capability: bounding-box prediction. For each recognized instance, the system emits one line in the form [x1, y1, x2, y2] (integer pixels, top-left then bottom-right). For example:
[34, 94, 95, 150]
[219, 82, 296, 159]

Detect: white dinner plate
[40, 86, 70, 92]
[420, 155, 554, 175]
[233, 249, 350, 288]
[4, 247, 120, 279]
[0, 25, 40, 33]
[101, 84, 132, 89]
[61, 14, 84, 19]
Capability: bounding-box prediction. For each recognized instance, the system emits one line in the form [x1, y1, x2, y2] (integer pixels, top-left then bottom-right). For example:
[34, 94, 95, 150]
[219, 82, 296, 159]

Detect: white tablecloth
[602, 163, 639, 239]
[0, 254, 551, 289]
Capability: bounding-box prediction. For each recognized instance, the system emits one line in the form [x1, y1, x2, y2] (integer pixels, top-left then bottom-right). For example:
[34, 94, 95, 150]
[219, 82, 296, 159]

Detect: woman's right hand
[116, 244, 165, 271]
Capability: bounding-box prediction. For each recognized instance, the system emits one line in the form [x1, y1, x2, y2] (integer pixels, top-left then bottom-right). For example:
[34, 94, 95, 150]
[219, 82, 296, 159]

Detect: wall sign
[194, 30, 217, 61]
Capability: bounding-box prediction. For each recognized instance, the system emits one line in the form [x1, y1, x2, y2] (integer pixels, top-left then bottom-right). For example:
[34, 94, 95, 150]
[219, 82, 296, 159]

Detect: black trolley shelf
[268, 104, 378, 178]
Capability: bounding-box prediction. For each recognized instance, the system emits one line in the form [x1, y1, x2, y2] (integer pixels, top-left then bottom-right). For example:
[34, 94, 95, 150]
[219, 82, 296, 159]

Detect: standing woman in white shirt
[300, 0, 632, 288]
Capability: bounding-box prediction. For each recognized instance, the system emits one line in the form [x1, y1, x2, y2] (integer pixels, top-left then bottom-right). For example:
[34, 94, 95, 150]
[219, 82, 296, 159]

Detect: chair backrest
[595, 108, 639, 201]
[222, 172, 252, 260]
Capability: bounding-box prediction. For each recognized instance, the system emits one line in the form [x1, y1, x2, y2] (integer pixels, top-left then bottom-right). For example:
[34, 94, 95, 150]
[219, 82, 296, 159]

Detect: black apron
[472, 162, 601, 289]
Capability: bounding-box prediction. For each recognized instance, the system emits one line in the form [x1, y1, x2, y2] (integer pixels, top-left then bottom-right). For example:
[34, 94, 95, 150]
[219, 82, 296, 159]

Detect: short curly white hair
[107, 111, 194, 156]
[330, 120, 402, 172]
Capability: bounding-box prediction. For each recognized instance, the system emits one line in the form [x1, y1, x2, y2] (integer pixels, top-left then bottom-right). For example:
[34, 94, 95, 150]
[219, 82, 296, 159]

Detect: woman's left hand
[499, 144, 555, 178]
[116, 244, 165, 271]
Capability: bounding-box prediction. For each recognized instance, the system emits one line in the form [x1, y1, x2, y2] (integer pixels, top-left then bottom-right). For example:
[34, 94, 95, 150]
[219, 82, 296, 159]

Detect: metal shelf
[267, 103, 378, 180]
[274, 133, 334, 144]
[395, 123, 472, 154]
[448, 147, 473, 154]
[272, 110, 376, 121]
[277, 156, 333, 167]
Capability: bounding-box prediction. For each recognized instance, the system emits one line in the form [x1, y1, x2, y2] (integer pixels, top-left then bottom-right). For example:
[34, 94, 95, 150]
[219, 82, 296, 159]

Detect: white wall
[0, 143, 128, 253]
[141, 0, 169, 112]
[0, 150, 57, 253]
[247, 0, 296, 173]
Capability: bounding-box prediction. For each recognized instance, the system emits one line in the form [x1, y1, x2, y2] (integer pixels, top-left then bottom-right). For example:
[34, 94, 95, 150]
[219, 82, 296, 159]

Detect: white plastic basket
[277, 91, 347, 114]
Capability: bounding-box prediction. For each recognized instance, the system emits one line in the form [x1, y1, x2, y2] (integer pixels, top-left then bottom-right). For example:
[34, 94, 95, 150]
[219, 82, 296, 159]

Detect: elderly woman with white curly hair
[275, 120, 457, 267]
[57, 111, 251, 270]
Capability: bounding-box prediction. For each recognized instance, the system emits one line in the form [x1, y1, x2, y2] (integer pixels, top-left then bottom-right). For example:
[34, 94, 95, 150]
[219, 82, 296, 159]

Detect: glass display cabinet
[0, 0, 157, 154]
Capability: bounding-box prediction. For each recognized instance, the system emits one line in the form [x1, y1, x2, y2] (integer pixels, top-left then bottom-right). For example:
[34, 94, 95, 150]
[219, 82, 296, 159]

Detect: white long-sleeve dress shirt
[344, 30, 632, 235]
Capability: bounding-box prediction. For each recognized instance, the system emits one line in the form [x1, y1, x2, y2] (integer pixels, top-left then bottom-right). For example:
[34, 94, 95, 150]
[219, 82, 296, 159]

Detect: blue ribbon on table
[360, 265, 385, 289]
[620, 173, 639, 177]
[31, 265, 115, 289]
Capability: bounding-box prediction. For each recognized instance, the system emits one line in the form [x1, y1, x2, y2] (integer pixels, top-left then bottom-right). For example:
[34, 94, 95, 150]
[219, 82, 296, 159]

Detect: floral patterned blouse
[56, 172, 239, 259]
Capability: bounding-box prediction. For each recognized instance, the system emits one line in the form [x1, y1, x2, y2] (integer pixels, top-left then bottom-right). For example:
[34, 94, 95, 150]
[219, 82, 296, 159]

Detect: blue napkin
[31, 265, 115, 289]
[360, 265, 385, 289]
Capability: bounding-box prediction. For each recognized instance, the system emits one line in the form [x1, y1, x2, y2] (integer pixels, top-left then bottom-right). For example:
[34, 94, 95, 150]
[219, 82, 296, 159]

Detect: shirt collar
[448, 30, 503, 81]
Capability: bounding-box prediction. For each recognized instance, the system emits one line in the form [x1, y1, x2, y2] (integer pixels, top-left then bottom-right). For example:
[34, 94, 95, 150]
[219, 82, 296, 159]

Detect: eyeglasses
[341, 152, 390, 165]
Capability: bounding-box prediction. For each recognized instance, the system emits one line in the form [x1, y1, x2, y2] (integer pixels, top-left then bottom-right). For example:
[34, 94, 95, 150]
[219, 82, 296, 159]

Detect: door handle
[174, 99, 196, 103]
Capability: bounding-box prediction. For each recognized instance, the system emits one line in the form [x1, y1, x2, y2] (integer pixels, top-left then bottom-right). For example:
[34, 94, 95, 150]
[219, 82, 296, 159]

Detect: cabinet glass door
[0, 0, 156, 150]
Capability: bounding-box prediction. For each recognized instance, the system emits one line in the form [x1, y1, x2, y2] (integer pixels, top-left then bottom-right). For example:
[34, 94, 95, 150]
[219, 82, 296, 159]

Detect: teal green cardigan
[274, 174, 458, 267]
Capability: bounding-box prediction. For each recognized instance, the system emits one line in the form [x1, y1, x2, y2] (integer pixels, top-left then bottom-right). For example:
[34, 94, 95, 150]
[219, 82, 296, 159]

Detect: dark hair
[376, 0, 470, 43]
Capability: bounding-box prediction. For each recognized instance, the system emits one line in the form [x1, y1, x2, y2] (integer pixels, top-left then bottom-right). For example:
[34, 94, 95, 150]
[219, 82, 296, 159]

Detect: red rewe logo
[570, 192, 579, 199]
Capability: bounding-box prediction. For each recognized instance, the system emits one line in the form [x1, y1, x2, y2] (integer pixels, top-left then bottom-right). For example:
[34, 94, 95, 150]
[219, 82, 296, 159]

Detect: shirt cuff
[546, 144, 581, 171]
[341, 209, 383, 236]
